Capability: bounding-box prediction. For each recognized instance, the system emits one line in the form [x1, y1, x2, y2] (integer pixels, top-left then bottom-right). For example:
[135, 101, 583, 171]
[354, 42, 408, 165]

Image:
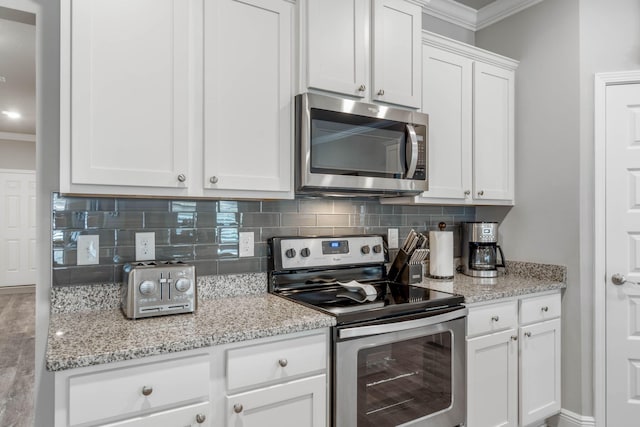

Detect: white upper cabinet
[61, 0, 294, 199]
[302, 0, 422, 109]
[382, 31, 518, 206]
[63, 0, 192, 193]
[203, 0, 294, 199]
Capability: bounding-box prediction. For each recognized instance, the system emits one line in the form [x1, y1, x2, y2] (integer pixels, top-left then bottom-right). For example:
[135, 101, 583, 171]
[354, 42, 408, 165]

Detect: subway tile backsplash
[51, 194, 475, 286]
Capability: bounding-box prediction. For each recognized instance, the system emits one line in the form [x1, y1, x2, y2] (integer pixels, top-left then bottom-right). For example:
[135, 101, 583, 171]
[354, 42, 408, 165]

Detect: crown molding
[0, 131, 36, 142]
[421, 0, 544, 31]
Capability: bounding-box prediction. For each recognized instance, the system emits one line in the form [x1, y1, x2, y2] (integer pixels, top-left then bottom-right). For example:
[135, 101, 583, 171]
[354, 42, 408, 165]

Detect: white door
[605, 83, 640, 425]
[0, 170, 36, 286]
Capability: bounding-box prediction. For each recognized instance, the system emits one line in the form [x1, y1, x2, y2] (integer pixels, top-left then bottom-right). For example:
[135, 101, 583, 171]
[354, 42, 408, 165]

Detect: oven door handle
[338, 307, 468, 340]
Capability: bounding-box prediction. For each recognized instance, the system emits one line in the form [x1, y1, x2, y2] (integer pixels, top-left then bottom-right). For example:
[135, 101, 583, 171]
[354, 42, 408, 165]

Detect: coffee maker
[461, 222, 505, 278]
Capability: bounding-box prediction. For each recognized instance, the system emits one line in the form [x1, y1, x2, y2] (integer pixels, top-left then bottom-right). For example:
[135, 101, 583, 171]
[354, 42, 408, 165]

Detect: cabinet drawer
[520, 293, 561, 325]
[102, 402, 211, 427]
[227, 333, 327, 391]
[68, 355, 209, 426]
[467, 300, 518, 337]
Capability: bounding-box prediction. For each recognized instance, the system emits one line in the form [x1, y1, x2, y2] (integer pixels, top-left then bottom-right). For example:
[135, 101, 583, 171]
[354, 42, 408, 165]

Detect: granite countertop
[46, 292, 335, 372]
[416, 261, 567, 304]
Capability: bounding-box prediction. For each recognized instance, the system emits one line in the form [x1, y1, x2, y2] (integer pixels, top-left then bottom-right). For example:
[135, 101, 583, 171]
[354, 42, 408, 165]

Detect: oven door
[334, 309, 467, 427]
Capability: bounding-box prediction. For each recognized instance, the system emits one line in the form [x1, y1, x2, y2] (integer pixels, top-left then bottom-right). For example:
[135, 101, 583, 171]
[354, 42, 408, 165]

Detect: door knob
[358, 84, 366, 92]
[377, 89, 385, 96]
[177, 174, 187, 183]
[612, 273, 639, 286]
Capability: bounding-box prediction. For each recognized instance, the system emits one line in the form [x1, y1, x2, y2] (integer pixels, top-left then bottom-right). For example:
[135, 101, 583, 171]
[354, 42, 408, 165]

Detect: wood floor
[0, 291, 35, 427]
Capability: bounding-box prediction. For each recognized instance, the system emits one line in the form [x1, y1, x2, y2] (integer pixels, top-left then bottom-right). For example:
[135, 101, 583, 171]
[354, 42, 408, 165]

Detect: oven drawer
[520, 293, 561, 325]
[226, 332, 327, 391]
[467, 300, 518, 337]
[67, 355, 210, 426]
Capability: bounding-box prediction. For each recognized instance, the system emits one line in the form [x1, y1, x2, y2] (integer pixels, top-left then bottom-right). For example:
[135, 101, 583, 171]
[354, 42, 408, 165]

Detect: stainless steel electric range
[268, 235, 467, 427]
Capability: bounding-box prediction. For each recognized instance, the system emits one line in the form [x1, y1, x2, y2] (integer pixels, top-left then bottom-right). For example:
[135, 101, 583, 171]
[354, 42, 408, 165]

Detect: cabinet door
[69, 0, 191, 189]
[467, 329, 518, 427]
[102, 402, 211, 427]
[418, 45, 472, 202]
[473, 62, 515, 203]
[371, 0, 422, 108]
[305, 0, 369, 98]
[519, 319, 561, 426]
[226, 375, 326, 427]
[203, 0, 293, 198]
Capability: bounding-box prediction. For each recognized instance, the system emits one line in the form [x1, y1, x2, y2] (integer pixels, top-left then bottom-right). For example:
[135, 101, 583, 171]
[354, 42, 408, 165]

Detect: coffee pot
[461, 222, 506, 278]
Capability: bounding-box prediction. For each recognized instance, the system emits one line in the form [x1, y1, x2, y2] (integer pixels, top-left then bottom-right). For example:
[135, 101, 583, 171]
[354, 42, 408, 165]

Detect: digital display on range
[322, 240, 349, 254]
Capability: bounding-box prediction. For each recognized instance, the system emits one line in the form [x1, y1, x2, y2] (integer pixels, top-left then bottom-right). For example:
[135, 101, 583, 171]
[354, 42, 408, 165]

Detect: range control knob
[361, 245, 370, 255]
[175, 278, 192, 292]
[139, 280, 156, 296]
[373, 244, 383, 254]
[300, 248, 310, 257]
[285, 248, 296, 258]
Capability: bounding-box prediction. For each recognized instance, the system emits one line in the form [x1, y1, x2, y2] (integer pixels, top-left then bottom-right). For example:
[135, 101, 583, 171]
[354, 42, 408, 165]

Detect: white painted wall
[473, 0, 586, 417]
[422, 12, 475, 45]
[0, 139, 36, 170]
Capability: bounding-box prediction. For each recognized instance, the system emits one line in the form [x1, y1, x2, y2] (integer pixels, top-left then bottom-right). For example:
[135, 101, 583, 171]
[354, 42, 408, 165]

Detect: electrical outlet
[387, 228, 399, 249]
[77, 235, 99, 265]
[135, 232, 155, 261]
[239, 232, 254, 257]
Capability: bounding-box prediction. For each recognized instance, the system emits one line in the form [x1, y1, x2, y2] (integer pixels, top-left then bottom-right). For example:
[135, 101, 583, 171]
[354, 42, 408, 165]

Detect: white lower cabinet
[54, 329, 330, 427]
[466, 292, 561, 427]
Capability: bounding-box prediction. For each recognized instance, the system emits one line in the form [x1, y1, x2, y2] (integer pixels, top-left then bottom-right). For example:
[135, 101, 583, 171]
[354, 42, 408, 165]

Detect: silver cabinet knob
[511, 335, 518, 341]
[177, 174, 187, 182]
[464, 190, 471, 196]
[491, 316, 499, 322]
[209, 176, 219, 184]
[377, 89, 385, 96]
[541, 306, 549, 312]
[524, 331, 532, 338]
[477, 190, 484, 196]
[612, 273, 639, 286]
[278, 358, 288, 367]
[233, 404, 243, 413]
[196, 413, 206, 424]
[358, 84, 366, 92]
[141, 386, 153, 396]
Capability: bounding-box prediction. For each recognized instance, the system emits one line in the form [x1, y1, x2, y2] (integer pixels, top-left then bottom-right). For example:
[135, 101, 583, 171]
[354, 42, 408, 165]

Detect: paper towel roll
[429, 231, 454, 279]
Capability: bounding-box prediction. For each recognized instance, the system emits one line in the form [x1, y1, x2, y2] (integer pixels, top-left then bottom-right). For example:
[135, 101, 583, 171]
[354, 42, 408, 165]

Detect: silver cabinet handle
[278, 358, 288, 367]
[177, 174, 187, 183]
[541, 306, 549, 312]
[491, 316, 499, 322]
[511, 335, 518, 341]
[377, 89, 385, 96]
[464, 190, 471, 196]
[141, 386, 153, 396]
[524, 331, 532, 338]
[612, 273, 640, 286]
[358, 84, 366, 92]
[233, 404, 243, 414]
[209, 176, 219, 184]
[196, 413, 206, 424]
[477, 190, 484, 196]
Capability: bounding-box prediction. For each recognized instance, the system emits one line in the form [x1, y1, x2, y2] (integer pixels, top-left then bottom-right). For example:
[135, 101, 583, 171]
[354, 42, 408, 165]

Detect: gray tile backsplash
[51, 194, 476, 286]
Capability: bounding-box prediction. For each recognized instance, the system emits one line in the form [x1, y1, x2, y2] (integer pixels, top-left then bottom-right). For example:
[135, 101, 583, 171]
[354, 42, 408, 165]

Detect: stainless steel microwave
[295, 93, 428, 196]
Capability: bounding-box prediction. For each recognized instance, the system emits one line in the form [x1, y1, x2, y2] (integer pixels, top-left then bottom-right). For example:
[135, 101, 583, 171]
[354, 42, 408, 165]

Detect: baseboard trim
[0, 284, 35, 295]
[547, 409, 596, 427]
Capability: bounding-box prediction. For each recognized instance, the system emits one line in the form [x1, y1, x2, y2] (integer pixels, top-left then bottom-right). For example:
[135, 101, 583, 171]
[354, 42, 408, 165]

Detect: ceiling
[0, 7, 35, 137]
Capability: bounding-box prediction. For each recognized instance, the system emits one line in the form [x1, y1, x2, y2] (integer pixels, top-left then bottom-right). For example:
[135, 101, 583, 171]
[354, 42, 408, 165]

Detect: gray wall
[0, 139, 35, 170]
[422, 12, 475, 45]
[474, 0, 586, 417]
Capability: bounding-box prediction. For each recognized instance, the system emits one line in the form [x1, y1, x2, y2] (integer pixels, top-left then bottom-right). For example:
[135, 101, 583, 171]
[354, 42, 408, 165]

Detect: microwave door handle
[405, 124, 419, 178]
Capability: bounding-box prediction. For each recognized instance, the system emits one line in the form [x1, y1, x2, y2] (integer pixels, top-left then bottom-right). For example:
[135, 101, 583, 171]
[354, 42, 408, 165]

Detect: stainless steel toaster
[122, 261, 196, 319]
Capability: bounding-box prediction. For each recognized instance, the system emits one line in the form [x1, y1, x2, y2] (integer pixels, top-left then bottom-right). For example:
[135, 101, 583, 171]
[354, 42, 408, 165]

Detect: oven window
[356, 332, 453, 427]
[310, 109, 407, 178]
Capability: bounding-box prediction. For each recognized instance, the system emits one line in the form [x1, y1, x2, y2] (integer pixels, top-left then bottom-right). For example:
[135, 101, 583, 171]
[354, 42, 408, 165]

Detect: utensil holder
[400, 263, 423, 285]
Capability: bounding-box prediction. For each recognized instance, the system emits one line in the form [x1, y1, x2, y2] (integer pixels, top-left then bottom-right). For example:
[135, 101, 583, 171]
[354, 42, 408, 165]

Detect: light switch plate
[239, 232, 254, 257]
[387, 228, 399, 249]
[77, 235, 99, 265]
[135, 232, 155, 261]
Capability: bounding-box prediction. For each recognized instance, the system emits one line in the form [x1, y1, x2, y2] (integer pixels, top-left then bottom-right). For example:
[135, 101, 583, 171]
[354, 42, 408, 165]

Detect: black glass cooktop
[276, 281, 464, 325]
